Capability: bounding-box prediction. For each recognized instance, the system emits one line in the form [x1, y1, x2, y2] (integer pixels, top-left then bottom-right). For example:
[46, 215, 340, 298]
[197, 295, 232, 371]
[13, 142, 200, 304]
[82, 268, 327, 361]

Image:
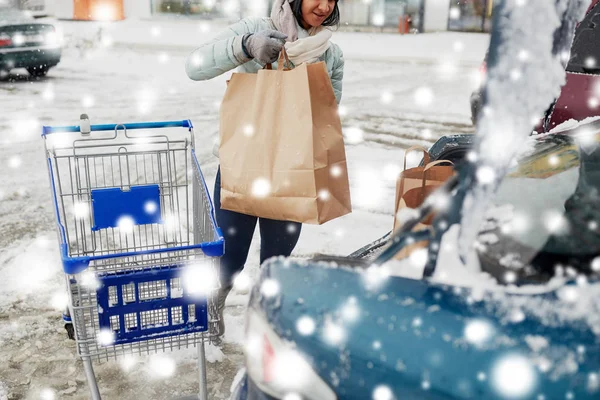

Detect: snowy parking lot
[0, 19, 486, 400]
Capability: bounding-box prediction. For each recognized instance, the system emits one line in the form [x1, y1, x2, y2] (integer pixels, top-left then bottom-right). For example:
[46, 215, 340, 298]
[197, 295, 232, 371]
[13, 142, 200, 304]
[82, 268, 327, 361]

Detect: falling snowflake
[477, 372, 487, 381]
[144, 200, 158, 214]
[542, 211, 569, 235]
[372, 385, 394, 400]
[190, 53, 204, 67]
[182, 261, 218, 297]
[588, 98, 599, 109]
[453, 41, 464, 52]
[372, 13, 385, 26]
[464, 319, 495, 347]
[8, 155, 22, 169]
[557, 286, 579, 303]
[412, 317, 423, 328]
[80, 271, 101, 290]
[97, 329, 115, 346]
[341, 297, 360, 322]
[380, 90, 394, 104]
[383, 164, 401, 181]
[518, 50, 530, 62]
[198, 22, 211, 32]
[51, 291, 69, 311]
[243, 124, 255, 137]
[151, 26, 161, 37]
[318, 189, 330, 201]
[476, 166, 496, 185]
[510, 68, 522, 81]
[354, 168, 384, 208]
[490, 354, 537, 398]
[338, 105, 348, 117]
[43, 83, 55, 101]
[158, 52, 170, 64]
[372, 340, 382, 350]
[136, 87, 157, 115]
[148, 354, 176, 378]
[117, 215, 135, 234]
[592, 257, 600, 272]
[414, 87, 434, 107]
[260, 279, 280, 298]
[323, 319, 346, 346]
[82, 95, 95, 108]
[233, 272, 252, 292]
[40, 388, 56, 400]
[344, 126, 364, 144]
[286, 223, 298, 234]
[330, 165, 343, 178]
[119, 355, 137, 372]
[585, 57, 597, 69]
[296, 316, 316, 336]
[252, 178, 271, 198]
[101, 35, 113, 47]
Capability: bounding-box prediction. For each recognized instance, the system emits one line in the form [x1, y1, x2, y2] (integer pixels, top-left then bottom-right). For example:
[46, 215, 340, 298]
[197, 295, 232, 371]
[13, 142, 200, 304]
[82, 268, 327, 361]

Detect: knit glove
[242, 30, 288, 64]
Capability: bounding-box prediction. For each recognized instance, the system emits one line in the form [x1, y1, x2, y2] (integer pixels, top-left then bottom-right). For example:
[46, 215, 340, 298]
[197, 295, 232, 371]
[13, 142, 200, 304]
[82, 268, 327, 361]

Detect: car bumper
[0, 46, 62, 70]
[231, 373, 279, 400]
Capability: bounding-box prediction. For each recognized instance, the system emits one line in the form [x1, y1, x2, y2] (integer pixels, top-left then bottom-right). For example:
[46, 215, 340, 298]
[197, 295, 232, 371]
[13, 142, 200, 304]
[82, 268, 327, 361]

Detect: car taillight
[245, 309, 337, 400]
[0, 34, 11, 47]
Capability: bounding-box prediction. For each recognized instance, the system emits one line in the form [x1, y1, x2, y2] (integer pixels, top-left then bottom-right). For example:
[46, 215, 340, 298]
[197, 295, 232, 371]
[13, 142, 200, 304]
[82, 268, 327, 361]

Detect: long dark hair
[290, 0, 341, 28]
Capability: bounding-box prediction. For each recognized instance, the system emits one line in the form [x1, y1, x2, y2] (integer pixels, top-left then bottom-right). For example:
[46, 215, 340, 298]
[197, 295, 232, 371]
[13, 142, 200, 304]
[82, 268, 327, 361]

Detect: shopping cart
[42, 117, 224, 400]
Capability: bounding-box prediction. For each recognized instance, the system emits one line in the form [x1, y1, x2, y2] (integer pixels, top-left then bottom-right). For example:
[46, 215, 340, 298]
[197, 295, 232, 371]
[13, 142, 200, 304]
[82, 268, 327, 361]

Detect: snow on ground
[0, 18, 485, 399]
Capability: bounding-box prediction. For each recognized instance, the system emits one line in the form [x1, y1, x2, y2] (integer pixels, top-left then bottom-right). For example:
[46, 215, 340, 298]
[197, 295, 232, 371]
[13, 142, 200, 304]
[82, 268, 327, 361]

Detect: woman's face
[300, 0, 336, 28]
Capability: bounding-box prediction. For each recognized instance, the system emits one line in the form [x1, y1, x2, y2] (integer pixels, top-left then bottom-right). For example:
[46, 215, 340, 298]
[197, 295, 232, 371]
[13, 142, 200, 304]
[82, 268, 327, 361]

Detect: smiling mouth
[313, 13, 327, 18]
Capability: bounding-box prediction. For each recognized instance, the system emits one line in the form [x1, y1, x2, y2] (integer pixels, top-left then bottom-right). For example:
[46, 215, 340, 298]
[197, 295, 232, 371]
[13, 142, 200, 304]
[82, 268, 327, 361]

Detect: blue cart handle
[42, 120, 193, 136]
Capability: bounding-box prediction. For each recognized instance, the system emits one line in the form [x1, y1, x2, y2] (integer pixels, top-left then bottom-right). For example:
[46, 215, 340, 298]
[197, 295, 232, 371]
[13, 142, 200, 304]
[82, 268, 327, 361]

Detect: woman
[185, 0, 344, 338]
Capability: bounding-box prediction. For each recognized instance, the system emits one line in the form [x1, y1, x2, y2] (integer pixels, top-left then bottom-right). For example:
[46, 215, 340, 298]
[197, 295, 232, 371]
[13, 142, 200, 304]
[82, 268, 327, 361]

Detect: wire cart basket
[42, 117, 224, 400]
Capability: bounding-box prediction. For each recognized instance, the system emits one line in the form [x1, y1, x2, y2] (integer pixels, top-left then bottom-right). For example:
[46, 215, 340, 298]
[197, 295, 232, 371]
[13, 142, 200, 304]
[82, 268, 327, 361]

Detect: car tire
[0, 68, 9, 81]
[27, 66, 50, 78]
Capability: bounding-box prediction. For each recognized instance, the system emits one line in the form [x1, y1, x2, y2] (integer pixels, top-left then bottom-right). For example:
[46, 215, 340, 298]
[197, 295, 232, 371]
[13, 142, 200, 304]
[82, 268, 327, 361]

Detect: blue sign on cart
[91, 184, 162, 231]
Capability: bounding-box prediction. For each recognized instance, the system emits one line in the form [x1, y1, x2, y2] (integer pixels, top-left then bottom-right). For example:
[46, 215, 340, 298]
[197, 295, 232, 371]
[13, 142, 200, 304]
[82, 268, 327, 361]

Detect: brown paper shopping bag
[393, 146, 455, 231]
[218, 50, 352, 224]
[392, 147, 454, 259]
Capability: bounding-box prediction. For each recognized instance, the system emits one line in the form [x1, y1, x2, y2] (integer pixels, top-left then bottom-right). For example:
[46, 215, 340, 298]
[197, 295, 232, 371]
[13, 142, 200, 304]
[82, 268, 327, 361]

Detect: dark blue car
[231, 122, 600, 400]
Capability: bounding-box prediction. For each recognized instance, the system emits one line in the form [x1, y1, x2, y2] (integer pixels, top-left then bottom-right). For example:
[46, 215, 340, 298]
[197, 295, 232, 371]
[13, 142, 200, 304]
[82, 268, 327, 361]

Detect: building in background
[33, 0, 493, 33]
[447, 0, 494, 32]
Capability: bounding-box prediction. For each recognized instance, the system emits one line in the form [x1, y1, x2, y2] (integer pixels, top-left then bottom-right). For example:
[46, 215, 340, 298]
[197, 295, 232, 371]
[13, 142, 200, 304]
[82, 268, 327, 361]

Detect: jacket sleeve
[185, 18, 262, 81]
[330, 44, 345, 105]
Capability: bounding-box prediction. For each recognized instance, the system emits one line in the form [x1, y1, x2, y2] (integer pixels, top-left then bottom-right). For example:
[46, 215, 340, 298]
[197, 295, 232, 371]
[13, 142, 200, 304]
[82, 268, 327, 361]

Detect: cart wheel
[65, 323, 75, 340]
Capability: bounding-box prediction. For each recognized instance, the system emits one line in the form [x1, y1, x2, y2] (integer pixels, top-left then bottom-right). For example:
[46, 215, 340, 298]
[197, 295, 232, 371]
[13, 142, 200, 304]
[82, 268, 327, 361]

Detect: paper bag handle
[265, 47, 292, 71]
[421, 160, 454, 187]
[403, 146, 430, 171]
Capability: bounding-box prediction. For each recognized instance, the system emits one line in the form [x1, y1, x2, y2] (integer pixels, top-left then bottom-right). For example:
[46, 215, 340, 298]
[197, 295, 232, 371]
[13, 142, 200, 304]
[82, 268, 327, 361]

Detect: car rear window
[567, 3, 600, 73]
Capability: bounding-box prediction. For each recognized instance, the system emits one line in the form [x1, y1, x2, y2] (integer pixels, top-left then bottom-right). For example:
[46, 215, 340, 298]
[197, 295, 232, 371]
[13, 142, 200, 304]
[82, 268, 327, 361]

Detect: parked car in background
[471, 0, 600, 131]
[232, 121, 600, 400]
[0, 7, 61, 78]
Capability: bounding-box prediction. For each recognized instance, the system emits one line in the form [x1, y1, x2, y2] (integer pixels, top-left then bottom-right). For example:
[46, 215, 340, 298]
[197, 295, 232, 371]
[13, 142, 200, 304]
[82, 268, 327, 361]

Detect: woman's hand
[243, 30, 288, 64]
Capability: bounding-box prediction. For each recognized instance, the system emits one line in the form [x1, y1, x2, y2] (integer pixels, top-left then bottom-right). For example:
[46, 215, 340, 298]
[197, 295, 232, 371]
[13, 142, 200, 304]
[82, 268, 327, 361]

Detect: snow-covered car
[0, 7, 61, 78]
[471, 0, 600, 130]
[231, 124, 600, 400]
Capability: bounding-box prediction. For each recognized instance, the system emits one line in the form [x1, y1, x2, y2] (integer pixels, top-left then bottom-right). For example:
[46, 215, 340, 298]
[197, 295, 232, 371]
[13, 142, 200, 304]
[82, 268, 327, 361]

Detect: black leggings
[214, 168, 302, 288]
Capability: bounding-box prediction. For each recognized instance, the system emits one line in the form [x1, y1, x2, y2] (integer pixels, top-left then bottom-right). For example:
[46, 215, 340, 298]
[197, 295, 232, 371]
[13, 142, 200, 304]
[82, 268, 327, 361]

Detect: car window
[477, 133, 600, 278]
[566, 3, 600, 73]
[0, 7, 32, 23]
